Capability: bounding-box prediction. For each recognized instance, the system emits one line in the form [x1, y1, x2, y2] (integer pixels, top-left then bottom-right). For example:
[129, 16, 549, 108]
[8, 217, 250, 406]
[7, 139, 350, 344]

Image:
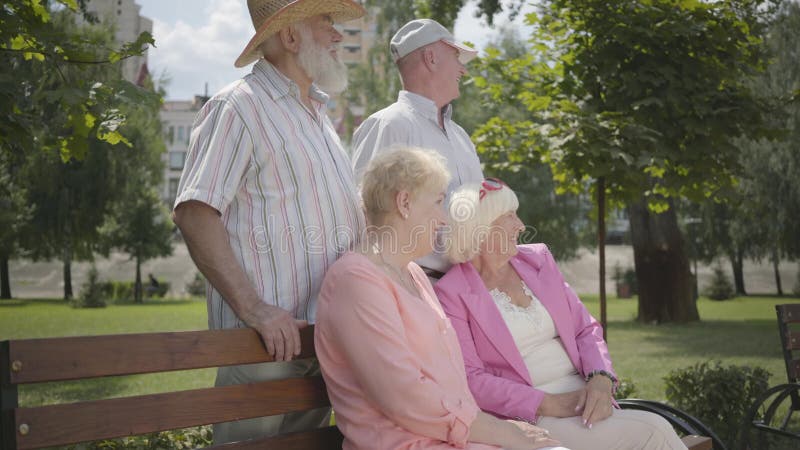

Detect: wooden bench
[739, 303, 800, 449]
[1, 326, 339, 449]
[1, 326, 712, 449]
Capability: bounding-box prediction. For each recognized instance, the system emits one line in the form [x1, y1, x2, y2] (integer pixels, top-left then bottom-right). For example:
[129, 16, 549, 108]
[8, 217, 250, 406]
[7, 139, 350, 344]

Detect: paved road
[6, 242, 798, 298]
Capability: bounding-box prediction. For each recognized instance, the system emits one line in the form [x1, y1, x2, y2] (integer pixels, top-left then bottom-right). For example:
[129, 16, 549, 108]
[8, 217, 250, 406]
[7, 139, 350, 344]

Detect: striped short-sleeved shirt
[175, 60, 366, 328]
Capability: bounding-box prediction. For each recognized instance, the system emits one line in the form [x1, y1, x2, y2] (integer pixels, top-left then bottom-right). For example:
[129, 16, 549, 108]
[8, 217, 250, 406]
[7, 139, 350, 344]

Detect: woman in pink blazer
[435, 179, 687, 450]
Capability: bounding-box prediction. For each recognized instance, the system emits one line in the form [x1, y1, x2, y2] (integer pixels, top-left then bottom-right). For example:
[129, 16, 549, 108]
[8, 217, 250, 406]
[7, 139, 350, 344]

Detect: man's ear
[421, 47, 437, 71]
[278, 26, 301, 54]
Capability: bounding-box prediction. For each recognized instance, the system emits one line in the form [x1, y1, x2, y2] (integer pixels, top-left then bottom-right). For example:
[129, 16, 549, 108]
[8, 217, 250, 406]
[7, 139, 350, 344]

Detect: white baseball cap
[390, 19, 478, 65]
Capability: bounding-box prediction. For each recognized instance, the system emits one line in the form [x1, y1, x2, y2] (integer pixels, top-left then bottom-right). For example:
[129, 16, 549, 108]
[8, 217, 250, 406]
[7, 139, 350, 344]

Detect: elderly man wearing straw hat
[351, 18, 484, 281]
[172, 0, 366, 443]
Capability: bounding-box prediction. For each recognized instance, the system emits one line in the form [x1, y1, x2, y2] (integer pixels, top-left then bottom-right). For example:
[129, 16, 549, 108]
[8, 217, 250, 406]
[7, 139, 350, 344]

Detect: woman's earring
[403, 212, 408, 219]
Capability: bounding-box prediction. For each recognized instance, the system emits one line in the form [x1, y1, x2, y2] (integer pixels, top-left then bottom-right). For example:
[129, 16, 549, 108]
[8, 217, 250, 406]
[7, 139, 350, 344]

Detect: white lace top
[489, 280, 585, 393]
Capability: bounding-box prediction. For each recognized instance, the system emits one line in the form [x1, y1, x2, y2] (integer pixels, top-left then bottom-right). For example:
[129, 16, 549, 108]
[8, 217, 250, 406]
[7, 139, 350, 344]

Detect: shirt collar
[253, 59, 330, 106]
[397, 90, 453, 122]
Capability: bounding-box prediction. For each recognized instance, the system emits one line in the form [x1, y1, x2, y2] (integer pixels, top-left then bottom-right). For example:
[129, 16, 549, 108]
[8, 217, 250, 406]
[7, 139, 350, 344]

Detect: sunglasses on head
[479, 178, 507, 201]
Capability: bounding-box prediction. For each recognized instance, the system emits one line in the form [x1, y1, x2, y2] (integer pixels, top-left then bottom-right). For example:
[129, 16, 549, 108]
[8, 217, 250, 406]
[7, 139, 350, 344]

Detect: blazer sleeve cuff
[441, 397, 479, 448]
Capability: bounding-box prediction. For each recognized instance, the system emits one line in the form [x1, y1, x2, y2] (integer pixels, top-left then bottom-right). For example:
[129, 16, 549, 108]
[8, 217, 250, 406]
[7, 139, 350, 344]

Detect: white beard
[297, 30, 348, 94]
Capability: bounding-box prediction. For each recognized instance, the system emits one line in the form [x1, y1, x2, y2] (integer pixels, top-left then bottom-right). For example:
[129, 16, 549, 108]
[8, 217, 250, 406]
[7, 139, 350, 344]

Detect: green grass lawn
[580, 295, 800, 400]
[1, 295, 798, 407]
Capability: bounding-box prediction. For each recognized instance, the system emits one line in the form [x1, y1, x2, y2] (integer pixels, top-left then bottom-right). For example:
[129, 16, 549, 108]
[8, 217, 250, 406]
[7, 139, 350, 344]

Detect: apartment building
[78, 0, 152, 84]
[160, 96, 209, 205]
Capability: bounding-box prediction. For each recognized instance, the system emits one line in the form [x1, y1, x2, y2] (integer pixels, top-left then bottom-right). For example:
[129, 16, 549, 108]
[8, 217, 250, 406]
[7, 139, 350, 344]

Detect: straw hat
[235, 0, 367, 68]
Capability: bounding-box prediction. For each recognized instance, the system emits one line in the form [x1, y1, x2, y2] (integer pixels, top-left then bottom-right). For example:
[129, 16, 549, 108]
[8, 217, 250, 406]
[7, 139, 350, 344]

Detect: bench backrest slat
[8, 327, 315, 384]
[785, 330, 800, 351]
[778, 303, 800, 324]
[13, 376, 328, 449]
[776, 304, 800, 412]
[210, 426, 344, 450]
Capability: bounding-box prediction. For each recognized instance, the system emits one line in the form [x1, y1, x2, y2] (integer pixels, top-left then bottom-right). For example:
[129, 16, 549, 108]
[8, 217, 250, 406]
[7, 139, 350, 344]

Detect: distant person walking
[172, 0, 366, 444]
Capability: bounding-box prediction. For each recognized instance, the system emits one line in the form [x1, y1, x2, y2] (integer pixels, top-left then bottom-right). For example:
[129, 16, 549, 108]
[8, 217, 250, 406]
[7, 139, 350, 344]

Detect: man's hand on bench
[243, 303, 308, 361]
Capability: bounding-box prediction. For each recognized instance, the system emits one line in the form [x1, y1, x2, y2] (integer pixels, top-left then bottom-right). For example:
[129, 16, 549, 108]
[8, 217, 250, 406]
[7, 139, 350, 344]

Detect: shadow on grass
[608, 319, 783, 359]
[741, 293, 800, 299]
[111, 298, 202, 306]
[0, 300, 27, 307]
[20, 376, 131, 407]
[0, 298, 69, 307]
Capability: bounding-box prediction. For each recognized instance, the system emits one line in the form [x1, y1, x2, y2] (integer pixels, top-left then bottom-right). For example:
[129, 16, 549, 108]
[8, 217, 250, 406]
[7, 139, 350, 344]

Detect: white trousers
[537, 408, 688, 450]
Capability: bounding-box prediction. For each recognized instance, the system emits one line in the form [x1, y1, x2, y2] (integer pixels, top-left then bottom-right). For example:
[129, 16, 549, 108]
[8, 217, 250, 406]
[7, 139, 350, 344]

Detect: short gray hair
[445, 181, 519, 263]
[361, 146, 451, 225]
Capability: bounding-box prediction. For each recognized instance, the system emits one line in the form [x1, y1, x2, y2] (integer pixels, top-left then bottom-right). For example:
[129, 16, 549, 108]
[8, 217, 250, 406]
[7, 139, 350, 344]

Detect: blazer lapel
[511, 251, 581, 370]
[459, 264, 534, 386]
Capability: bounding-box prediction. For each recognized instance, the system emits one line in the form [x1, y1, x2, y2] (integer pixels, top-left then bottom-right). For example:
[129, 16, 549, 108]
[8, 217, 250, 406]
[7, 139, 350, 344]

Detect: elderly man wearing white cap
[172, 0, 366, 444]
[352, 18, 484, 280]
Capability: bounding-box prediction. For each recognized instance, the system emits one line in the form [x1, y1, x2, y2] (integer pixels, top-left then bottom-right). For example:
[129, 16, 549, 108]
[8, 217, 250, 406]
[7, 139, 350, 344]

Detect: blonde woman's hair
[360, 146, 451, 225]
[445, 182, 519, 263]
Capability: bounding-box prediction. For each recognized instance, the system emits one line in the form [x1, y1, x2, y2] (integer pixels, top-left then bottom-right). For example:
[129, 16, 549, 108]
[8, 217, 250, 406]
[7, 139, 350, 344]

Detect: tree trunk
[0, 254, 11, 299]
[730, 247, 746, 296]
[628, 198, 699, 323]
[772, 248, 783, 296]
[597, 177, 607, 341]
[134, 255, 142, 303]
[63, 244, 73, 300]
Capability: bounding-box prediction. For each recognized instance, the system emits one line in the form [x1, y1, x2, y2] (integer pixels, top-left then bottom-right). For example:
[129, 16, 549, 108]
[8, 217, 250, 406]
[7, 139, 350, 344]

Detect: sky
[135, 0, 535, 100]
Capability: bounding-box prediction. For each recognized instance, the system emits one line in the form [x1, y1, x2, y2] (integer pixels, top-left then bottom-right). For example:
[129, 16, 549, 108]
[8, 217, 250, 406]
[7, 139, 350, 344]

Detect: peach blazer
[315, 252, 498, 450]
[434, 244, 615, 424]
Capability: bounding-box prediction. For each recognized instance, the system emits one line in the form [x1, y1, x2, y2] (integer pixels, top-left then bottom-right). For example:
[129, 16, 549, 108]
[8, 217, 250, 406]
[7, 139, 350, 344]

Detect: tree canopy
[472, 0, 781, 322]
[1, 0, 156, 163]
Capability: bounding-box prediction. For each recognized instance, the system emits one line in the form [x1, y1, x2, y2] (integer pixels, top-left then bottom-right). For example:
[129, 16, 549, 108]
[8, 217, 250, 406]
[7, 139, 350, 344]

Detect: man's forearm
[173, 201, 264, 324]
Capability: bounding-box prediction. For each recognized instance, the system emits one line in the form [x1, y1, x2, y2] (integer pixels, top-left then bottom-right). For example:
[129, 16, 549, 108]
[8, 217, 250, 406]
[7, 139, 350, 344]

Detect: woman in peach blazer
[434, 180, 687, 450]
[314, 148, 563, 450]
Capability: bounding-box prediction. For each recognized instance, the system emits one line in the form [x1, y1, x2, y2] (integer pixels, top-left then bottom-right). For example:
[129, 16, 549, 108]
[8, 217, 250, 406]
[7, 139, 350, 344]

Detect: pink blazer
[434, 243, 615, 424]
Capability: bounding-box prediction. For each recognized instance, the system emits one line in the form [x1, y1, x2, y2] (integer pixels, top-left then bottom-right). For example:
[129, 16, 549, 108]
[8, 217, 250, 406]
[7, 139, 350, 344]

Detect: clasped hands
[539, 375, 614, 428]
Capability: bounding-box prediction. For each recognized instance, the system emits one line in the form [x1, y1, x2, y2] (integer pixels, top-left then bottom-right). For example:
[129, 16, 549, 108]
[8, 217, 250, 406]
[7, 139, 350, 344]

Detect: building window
[345, 28, 360, 36]
[177, 126, 184, 144]
[169, 151, 185, 170]
[344, 44, 361, 53]
[166, 126, 174, 145]
[168, 178, 179, 200]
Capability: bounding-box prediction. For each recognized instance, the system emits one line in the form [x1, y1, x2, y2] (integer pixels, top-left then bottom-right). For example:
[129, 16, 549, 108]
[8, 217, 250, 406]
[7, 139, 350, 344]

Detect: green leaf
[30, 0, 51, 22]
[58, 0, 79, 10]
[97, 130, 131, 147]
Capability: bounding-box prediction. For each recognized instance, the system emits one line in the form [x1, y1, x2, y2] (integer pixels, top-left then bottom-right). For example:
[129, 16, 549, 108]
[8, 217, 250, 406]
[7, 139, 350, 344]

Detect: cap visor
[444, 40, 478, 64]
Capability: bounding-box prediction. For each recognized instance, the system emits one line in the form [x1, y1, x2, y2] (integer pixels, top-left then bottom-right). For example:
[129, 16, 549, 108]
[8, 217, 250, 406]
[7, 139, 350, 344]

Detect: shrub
[186, 272, 207, 297]
[73, 266, 106, 308]
[705, 263, 735, 300]
[623, 268, 638, 296]
[613, 263, 637, 298]
[614, 377, 637, 399]
[793, 269, 800, 297]
[70, 426, 212, 449]
[664, 361, 770, 449]
[96, 280, 170, 302]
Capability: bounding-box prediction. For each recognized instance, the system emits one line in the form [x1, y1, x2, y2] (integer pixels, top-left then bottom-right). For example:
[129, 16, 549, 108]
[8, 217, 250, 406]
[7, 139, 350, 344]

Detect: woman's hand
[538, 390, 583, 417]
[503, 420, 561, 450]
[468, 411, 560, 449]
[576, 375, 614, 428]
